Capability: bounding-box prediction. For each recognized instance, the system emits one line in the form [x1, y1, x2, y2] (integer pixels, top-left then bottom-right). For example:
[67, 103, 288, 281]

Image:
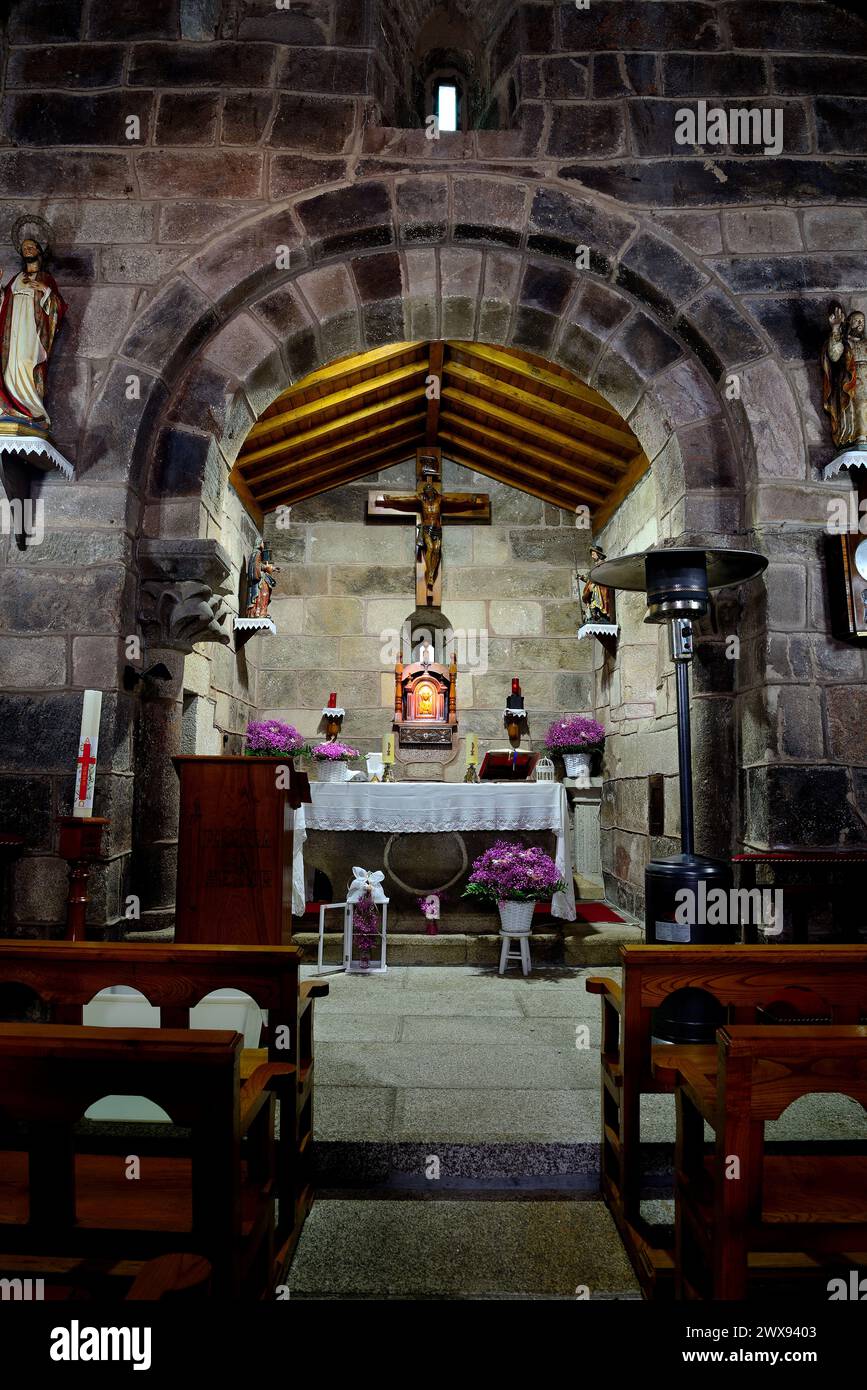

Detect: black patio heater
[588, 546, 768, 1042]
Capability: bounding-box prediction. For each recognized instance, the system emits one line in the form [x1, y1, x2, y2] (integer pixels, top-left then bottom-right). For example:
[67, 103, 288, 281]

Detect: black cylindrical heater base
[645, 853, 735, 1044]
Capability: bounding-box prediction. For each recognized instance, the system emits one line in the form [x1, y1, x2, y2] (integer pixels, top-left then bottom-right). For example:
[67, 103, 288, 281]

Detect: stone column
[132, 539, 232, 937]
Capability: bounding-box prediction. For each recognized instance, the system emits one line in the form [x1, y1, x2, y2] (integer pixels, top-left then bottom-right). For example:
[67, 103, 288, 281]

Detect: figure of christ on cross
[368, 450, 490, 607]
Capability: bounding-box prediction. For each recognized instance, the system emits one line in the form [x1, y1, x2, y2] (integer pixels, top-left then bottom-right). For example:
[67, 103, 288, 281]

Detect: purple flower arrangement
[544, 715, 606, 754]
[462, 840, 566, 905]
[245, 719, 307, 757]
[312, 741, 359, 762]
[352, 894, 380, 962]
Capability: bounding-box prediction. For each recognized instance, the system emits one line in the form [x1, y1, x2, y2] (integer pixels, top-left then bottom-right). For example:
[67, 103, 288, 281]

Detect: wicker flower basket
[316, 759, 350, 783]
[497, 900, 535, 935]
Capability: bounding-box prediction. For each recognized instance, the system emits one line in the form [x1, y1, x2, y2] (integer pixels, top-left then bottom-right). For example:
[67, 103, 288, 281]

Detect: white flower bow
[347, 866, 387, 903]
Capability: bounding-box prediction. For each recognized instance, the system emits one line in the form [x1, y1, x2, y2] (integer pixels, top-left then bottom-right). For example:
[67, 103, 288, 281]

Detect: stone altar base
[303, 827, 563, 914]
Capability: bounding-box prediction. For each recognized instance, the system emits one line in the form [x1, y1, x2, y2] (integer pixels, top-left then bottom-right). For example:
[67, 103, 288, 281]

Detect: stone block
[156, 92, 220, 146]
[330, 566, 413, 597]
[488, 600, 543, 636]
[509, 530, 581, 566]
[652, 210, 723, 255]
[729, 2, 867, 53]
[270, 94, 357, 153]
[826, 686, 867, 764]
[722, 209, 802, 253]
[473, 671, 553, 708]
[0, 151, 132, 199]
[547, 102, 627, 159]
[137, 151, 263, 200]
[675, 288, 766, 377]
[12, 855, 68, 927]
[129, 41, 275, 87]
[802, 207, 867, 251]
[592, 52, 657, 98]
[7, 43, 125, 88]
[396, 177, 449, 244]
[277, 47, 370, 94]
[297, 182, 393, 260]
[561, 1, 721, 51]
[511, 638, 591, 672]
[528, 188, 635, 274]
[0, 636, 66, 689]
[302, 596, 364, 637]
[72, 636, 124, 690]
[221, 90, 275, 145]
[5, 91, 153, 146]
[87, 0, 176, 39]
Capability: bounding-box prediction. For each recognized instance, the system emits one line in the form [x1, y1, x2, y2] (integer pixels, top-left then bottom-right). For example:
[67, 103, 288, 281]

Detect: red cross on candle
[76, 740, 96, 802]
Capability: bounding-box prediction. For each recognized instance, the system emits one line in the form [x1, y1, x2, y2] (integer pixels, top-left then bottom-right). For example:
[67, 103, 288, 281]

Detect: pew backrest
[718, 1023, 867, 1121]
[0, 941, 304, 1062]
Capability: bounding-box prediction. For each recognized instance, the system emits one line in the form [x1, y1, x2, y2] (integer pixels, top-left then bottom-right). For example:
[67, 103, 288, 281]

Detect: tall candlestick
[73, 690, 102, 818]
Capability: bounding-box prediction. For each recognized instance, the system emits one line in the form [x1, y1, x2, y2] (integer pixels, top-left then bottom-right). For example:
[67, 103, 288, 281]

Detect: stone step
[293, 924, 640, 967]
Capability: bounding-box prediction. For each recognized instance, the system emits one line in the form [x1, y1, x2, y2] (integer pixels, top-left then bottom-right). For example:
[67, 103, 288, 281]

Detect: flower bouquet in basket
[462, 840, 565, 935]
[544, 715, 605, 780]
[244, 720, 308, 758]
[312, 740, 359, 783]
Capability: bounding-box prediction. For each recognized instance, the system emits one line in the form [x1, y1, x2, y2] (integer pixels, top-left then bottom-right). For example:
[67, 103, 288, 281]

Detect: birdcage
[534, 756, 556, 783]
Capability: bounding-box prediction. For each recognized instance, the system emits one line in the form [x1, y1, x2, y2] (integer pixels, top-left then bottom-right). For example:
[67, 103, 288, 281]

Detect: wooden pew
[673, 1024, 867, 1300]
[586, 944, 867, 1296]
[0, 941, 327, 1279]
[0, 1024, 271, 1298]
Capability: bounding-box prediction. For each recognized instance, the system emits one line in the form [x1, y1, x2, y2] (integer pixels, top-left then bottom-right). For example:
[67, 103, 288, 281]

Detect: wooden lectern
[172, 756, 311, 946]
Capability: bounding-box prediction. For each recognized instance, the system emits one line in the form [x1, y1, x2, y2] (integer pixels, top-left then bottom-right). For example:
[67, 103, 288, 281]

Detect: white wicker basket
[497, 900, 535, 934]
[316, 759, 350, 783]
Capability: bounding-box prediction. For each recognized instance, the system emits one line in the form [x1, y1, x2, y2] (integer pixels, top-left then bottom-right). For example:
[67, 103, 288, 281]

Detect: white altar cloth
[292, 782, 576, 921]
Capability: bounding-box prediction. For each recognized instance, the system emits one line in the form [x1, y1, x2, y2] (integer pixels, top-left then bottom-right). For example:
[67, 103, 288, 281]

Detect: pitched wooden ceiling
[230, 340, 649, 529]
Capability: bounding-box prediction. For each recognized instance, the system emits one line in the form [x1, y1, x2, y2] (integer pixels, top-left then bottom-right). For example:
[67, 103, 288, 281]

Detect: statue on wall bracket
[577, 544, 619, 643]
[234, 537, 280, 639]
[0, 217, 74, 545]
[820, 301, 867, 644]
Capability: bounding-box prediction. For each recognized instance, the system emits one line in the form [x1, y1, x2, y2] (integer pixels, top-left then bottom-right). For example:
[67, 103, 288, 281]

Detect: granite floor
[306, 963, 867, 1148]
[293, 963, 866, 1299]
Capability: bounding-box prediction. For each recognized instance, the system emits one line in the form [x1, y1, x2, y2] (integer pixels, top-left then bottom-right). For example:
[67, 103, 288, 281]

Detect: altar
[291, 781, 577, 921]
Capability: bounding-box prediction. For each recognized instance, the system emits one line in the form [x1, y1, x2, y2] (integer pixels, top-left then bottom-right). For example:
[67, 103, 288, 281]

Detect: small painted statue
[0, 219, 66, 431]
[822, 300, 867, 452]
[580, 544, 615, 625]
[246, 539, 279, 618]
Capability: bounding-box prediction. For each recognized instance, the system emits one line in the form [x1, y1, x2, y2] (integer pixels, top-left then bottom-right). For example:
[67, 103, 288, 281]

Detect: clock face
[855, 538, 867, 582]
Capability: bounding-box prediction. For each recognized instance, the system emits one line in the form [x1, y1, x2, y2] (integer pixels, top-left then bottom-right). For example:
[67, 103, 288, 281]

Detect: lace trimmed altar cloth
[291, 781, 577, 921]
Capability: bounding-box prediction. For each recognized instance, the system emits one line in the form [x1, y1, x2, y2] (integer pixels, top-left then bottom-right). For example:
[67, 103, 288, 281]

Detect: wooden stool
[498, 930, 531, 976]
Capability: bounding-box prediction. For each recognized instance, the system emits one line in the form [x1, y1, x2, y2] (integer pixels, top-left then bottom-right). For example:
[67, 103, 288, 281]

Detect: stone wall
[3, 0, 867, 930]
[259, 459, 592, 777]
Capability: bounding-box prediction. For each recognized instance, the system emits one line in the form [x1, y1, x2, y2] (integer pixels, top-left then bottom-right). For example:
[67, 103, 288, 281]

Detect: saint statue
[0, 220, 66, 431]
[416, 684, 435, 718]
[245, 539, 279, 618]
[580, 544, 616, 625]
[822, 300, 867, 452]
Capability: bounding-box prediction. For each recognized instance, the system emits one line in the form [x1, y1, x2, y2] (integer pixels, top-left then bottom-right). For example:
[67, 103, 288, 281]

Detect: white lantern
[534, 756, 556, 782]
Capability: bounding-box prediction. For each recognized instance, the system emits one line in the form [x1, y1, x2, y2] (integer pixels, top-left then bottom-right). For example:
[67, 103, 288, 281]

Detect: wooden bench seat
[0, 940, 327, 1280]
[674, 1025, 867, 1299]
[586, 944, 867, 1297]
[0, 1023, 274, 1297]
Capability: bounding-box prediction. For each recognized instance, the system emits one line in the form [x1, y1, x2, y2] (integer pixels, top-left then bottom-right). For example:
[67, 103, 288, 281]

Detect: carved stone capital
[137, 537, 233, 654]
[140, 579, 231, 653]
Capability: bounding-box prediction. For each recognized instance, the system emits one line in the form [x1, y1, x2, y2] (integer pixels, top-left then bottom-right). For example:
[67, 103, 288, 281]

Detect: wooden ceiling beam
[439, 442, 592, 515]
[251, 424, 425, 504]
[264, 412, 425, 480]
[425, 340, 444, 445]
[237, 387, 426, 474]
[439, 407, 613, 496]
[257, 443, 426, 509]
[443, 360, 638, 453]
[244, 361, 428, 443]
[441, 386, 627, 476]
[262, 342, 424, 412]
[451, 341, 621, 419]
[589, 450, 652, 531]
[437, 430, 601, 510]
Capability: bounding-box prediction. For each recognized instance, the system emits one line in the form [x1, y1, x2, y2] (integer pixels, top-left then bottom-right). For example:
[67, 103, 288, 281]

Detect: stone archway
[79, 173, 801, 919]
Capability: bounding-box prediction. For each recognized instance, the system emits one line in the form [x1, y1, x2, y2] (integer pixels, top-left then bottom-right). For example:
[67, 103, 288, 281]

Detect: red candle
[512, 678, 520, 694]
[327, 692, 337, 708]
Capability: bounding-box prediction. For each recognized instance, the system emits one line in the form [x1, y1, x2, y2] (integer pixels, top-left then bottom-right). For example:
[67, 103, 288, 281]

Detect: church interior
[1, 0, 867, 1347]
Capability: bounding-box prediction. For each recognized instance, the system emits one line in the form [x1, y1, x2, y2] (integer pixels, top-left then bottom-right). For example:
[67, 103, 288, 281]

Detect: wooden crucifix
[367, 448, 490, 607]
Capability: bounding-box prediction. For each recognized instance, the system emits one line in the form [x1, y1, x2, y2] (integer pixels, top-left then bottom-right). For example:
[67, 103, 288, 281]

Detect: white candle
[382, 733, 395, 765]
[466, 733, 479, 767]
[73, 690, 102, 818]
